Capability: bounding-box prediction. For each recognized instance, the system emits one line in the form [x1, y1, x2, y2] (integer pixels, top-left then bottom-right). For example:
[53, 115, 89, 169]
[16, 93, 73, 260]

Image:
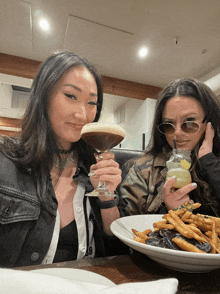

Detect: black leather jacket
[0, 153, 127, 268]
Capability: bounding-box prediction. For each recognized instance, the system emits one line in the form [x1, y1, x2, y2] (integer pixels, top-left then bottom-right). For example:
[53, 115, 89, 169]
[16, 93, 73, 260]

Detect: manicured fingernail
[88, 171, 96, 176]
[172, 176, 177, 179]
[192, 183, 197, 187]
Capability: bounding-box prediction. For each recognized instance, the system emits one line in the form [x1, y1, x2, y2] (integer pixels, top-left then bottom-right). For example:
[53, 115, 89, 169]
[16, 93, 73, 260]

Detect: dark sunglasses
[158, 117, 207, 135]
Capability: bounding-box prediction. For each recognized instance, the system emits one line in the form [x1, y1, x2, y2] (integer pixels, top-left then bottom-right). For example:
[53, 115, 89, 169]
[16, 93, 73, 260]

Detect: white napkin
[0, 268, 178, 294]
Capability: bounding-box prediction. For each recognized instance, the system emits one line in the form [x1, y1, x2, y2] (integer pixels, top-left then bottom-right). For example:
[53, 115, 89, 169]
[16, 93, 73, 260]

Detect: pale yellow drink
[166, 168, 192, 188]
[166, 149, 192, 188]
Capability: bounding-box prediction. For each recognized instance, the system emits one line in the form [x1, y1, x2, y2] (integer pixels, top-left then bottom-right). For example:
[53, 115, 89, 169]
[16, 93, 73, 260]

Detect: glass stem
[97, 181, 108, 190]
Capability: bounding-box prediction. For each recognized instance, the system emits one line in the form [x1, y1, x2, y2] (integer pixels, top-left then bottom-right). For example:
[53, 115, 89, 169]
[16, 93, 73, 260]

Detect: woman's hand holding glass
[163, 176, 197, 211]
[89, 151, 122, 200]
[198, 122, 215, 159]
[163, 122, 214, 211]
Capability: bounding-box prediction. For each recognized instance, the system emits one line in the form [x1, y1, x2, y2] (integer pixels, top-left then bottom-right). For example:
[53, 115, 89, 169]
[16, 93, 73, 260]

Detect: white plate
[32, 268, 115, 286]
[110, 214, 220, 273]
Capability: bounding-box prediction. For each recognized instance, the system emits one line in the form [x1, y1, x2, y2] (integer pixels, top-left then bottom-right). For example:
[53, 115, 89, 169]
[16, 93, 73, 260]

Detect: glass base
[85, 183, 116, 197]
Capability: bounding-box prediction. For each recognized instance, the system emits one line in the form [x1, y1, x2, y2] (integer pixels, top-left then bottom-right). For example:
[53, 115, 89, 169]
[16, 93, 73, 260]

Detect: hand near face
[198, 122, 215, 158]
[89, 151, 122, 197]
[163, 176, 197, 211]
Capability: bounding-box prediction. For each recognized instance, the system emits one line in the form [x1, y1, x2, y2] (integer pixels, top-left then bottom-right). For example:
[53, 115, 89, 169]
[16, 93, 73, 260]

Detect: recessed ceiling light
[139, 47, 148, 58]
[39, 19, 50, 31]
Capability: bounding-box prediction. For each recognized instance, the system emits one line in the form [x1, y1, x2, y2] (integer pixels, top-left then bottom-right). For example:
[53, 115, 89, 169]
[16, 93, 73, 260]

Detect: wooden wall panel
[0, 117, 22, 137]
[0, 130, 21, 137]
[0, 116, 22, 128]
[0, 53, 162, 99]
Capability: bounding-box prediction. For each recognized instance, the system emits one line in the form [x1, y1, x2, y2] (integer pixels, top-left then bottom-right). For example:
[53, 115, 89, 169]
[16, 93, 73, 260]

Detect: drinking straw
[173, 140, 177, 149]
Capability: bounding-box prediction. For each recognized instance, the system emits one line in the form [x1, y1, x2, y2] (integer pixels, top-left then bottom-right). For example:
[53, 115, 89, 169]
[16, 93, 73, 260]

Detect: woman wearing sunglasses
[120, 78, 220, 216]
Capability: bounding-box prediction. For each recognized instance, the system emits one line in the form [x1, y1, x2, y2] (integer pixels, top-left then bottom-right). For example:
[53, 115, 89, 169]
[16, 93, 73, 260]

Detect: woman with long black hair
[0, 52, 123, 267]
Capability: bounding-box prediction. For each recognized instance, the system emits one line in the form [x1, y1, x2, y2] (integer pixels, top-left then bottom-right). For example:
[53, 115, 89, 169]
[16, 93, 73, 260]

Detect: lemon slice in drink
[181, 159, 190, 170]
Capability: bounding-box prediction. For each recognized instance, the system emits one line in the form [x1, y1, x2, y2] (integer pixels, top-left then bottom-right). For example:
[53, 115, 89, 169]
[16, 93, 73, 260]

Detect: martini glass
[81, 122, 125, 197]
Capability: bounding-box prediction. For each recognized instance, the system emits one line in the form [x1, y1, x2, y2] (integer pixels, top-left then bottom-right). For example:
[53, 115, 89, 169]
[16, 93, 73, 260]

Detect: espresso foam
[81, 123, 125, 137]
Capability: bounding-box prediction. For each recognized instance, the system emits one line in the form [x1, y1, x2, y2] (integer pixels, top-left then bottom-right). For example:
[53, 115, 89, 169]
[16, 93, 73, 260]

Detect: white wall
[0, 83, 12, 109]
[146, 98, 157, 144]
[0, 82, 25, 118]
[99, 94, 157, 150]
[99, 96, 114, 123]
[11, 90, 30, 110]
[0, 74, 33, 88]
[199, 65, 220, 96]
[0, 74, 32, 119]
[118, 98, 156, 150]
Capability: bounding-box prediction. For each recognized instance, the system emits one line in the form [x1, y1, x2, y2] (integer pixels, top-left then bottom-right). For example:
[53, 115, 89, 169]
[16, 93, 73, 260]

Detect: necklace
[53, 151, 75, 169]
[57, 148, 73, 154]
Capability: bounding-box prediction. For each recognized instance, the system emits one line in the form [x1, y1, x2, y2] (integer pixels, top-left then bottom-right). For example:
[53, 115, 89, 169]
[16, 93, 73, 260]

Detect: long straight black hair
[1, 52, 103, 166]
[0, 52, 103, 202]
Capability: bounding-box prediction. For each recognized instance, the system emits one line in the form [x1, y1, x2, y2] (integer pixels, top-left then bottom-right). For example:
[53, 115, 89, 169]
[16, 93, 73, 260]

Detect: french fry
[195, 215, 214, 226]
[202, 234, 220, 254]
[172, 237, 205, 254]
[181, 210, 192, 221]
[166, 214, 194, 239]
[193, 221, 212, 233]
[132, 203, 220, 254]
[153, 220, 175, 230]
[178, 202, 201, 211]
[199, 214, 220, 227]
[132, 229, 150, 241]
[205, 231, 212, 238]
[211, 222, 217, 253]
[133, 236, 145, 244]
[191, 203, 201, 210]
[187, 225, 218, 254]
[188, 223, 197, 227]
[173, 208, 187, 216]
[156, 223, 175, 230]
[168, 210, 206, 242]
[153, 220, 167, 227]
[188, 225, 203, 235]
[142, 229, 152, 235]
[182, 218, 194, 224]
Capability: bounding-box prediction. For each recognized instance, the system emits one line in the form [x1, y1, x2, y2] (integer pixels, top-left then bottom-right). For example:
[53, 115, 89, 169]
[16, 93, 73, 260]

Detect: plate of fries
[110, 203, 220, 273]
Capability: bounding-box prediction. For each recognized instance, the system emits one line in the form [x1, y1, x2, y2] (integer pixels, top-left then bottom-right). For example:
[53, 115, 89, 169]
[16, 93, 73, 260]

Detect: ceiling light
[39, 19, 50, 31]
[139, 47, 148, 58]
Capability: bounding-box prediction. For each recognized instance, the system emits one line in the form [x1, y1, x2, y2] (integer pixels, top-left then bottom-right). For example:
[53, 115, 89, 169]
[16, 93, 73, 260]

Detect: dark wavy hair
[147, 78, 220, 207]
[148, 78, 220, 156]
[0, 52, 103, 202]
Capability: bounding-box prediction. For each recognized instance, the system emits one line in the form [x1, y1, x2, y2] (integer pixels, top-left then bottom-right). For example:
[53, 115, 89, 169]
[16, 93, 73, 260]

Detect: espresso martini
[81, 123, 125, 151]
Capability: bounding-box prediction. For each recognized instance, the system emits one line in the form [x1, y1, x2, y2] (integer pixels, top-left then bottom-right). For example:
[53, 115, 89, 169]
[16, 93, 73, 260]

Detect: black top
[53, 220, 78, 263]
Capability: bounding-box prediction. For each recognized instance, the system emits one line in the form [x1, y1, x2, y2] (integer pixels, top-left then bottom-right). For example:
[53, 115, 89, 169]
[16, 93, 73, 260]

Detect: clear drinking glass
[166, 149, 192, 188]
[81, 122, 125, 197]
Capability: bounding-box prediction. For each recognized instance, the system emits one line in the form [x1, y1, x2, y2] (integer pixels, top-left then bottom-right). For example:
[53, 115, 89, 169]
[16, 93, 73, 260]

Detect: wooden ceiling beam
[0, 53, 40, 79]
[102, 75, 161, 100]
[0, 53, 162, 99]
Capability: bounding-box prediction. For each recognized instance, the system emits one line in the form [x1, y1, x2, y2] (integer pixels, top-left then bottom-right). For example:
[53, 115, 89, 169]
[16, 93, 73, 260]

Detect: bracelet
[97, 194, 119, 209]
